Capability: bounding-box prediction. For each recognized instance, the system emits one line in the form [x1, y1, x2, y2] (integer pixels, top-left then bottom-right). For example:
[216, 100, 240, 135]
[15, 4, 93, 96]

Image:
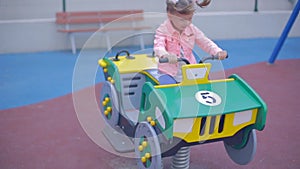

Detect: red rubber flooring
[0, 59, 299, 169]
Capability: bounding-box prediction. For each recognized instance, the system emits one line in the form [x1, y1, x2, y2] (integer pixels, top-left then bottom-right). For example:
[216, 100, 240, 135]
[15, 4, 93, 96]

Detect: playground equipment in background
[269, 0, 300, 64]
[98, 50, 267, 169]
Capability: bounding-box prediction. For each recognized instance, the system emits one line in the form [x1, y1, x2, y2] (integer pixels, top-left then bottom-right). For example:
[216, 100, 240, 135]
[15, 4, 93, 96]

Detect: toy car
[98, 50, 267, 169]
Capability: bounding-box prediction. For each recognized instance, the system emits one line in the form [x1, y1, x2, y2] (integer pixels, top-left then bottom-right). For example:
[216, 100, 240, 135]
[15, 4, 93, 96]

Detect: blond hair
[166, 0, 211, 14]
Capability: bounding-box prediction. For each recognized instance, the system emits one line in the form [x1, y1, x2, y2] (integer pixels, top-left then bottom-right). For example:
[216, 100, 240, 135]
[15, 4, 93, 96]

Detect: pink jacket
[154, 19, 222, 76]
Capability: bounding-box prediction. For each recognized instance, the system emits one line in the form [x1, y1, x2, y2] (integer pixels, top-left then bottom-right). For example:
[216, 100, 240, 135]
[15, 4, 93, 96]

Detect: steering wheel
[158, 57, 190, 64]
[199, 55, 229, 63]
[159, 54, 228, 64]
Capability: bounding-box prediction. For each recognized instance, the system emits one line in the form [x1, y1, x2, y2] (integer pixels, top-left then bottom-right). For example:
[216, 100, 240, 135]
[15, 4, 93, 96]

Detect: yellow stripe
[140, 71, 159, 84]
[173, 109, 258, 143]
[214, 115, 221, 133]
[155, 78, 235, 89]
[204, 116, 211, 136]
[210, 78, 235, 83]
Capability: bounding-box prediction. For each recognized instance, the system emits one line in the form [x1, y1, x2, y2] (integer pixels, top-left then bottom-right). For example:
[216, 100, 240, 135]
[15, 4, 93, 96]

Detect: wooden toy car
[98, 50, 267, 168]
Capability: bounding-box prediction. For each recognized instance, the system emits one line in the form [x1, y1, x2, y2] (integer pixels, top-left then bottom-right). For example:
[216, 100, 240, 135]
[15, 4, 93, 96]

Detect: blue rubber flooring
[1, 37, 299, 110]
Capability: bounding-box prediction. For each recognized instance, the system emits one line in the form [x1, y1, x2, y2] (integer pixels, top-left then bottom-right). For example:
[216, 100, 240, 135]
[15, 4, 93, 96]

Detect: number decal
[195, 91, 222, 106]
[200, 92, 216, 104]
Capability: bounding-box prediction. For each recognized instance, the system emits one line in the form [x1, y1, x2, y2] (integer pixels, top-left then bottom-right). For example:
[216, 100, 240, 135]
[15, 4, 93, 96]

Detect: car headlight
[233, 110, 253, 126]
[173, 118, 194, 133]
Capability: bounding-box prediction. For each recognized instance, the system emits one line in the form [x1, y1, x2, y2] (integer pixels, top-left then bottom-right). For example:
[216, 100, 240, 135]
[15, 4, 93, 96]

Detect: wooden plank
[56, 10, 143, 17]
[56, 16, 144, 24]
[57, 26, 151, 33]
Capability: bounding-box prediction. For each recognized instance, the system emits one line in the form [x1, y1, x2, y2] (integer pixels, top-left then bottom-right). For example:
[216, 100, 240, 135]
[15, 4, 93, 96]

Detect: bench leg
[139, 35, 145, 50]
[69, 33, 76, 54]
[105, 33, 112, 52]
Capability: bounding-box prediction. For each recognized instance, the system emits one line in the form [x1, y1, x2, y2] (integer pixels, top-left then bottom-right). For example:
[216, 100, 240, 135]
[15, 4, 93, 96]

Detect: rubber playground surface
[0, 38, 299, 168]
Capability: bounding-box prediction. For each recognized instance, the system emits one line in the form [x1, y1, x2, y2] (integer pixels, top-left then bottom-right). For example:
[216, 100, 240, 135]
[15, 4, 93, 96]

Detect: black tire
[224, 129, 257, 165]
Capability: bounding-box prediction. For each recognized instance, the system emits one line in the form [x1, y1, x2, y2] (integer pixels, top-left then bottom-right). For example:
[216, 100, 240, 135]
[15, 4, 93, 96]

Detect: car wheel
[224, 129, 257, 165]
[99, 81, 119, 128]
[134, 122, 163, 169]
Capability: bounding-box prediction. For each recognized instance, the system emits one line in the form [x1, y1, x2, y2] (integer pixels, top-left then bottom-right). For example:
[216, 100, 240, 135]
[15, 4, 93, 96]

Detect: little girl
[154, 0, 227, 77]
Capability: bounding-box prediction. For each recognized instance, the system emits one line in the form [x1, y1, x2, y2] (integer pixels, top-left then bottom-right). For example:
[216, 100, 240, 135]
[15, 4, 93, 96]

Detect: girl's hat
[167, 0, 211, 8]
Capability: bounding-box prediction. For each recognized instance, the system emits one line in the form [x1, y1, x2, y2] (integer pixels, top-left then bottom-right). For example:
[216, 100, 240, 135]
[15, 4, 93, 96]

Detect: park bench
[56, 10, 151, 54]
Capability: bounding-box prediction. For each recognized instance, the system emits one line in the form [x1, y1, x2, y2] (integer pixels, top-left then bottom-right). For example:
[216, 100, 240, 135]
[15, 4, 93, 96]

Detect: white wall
[0, 0, 295, 20]
[0, 0, 165, 20]
[0, 0, 299, 54]
[202, 0, 295, 12]
[0, 0, 61, 20]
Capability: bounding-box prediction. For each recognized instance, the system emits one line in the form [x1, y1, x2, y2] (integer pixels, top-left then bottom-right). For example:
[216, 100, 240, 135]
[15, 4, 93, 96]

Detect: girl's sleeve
[154, 26, 169, 58]
[194, 26, 222, 56]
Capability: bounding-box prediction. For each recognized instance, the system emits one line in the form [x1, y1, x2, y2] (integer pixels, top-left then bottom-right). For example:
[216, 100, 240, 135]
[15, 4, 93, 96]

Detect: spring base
[171, 146, 190, 169]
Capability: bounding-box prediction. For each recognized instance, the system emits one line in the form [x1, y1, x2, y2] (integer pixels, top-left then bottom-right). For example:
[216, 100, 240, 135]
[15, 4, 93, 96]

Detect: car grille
[199, 114, 225, 136]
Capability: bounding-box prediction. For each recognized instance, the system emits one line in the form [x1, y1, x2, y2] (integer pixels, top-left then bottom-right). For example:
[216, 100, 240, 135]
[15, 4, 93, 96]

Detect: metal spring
[171, 146, 190, 169]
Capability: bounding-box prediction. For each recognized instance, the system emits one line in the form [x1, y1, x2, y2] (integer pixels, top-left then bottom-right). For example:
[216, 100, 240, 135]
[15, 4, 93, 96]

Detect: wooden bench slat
[57, 26, 152, 33]
[56, 16, 144, 24]
[56, 10, 143, 17]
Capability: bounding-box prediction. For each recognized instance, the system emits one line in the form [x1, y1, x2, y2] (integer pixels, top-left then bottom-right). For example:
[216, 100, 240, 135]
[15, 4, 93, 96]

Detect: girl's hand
[163, 53, 178, 64]
[217, 50, 228, 60]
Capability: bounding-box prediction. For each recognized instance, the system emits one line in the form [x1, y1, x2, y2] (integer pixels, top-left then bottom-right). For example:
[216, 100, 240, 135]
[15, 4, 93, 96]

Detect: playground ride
[98, 50, 267, 168]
